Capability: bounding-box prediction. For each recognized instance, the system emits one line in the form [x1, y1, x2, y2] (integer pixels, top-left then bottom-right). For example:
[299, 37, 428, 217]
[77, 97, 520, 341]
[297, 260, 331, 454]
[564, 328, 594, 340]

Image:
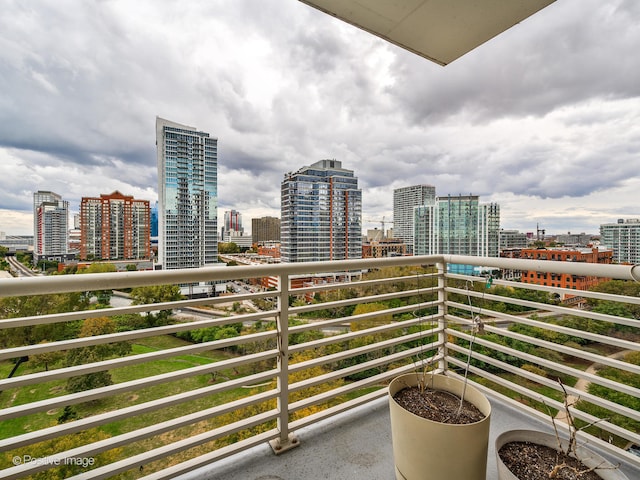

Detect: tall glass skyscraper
[281, 159, 362, 263]
[393, 185, 436, 254]
[156, 117, 218, 270]
[414, 195, 500, 258]
[33, 190, 69, 262]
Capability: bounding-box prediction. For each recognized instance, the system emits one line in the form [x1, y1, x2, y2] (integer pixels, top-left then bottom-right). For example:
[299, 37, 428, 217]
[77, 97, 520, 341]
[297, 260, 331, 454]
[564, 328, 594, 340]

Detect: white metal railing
[0, 255, 639, 479]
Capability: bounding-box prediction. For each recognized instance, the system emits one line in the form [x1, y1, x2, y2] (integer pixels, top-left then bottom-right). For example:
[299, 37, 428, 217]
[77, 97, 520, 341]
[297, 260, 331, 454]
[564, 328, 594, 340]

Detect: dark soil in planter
[499, 441, 604, 480]
[392, 385, 485, 424]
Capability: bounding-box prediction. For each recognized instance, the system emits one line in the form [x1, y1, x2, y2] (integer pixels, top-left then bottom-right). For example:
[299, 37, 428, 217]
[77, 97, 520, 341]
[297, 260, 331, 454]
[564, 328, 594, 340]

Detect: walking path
[555, 349, 632, 424]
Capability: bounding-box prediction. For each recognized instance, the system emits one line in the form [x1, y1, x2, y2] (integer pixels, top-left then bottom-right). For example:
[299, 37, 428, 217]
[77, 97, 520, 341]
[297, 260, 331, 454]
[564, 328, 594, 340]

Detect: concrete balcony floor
[184, 394, 640, 480]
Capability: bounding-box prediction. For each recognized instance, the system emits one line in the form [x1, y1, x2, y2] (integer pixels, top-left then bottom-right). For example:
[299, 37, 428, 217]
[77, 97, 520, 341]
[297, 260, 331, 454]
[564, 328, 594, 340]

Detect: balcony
[1, 255, 639, 479]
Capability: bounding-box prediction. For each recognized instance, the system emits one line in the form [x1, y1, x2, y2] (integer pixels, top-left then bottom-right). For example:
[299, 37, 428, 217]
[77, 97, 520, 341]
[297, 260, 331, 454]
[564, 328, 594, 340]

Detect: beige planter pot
[495, 430, 629, 480]
[389, 373, 492, 480]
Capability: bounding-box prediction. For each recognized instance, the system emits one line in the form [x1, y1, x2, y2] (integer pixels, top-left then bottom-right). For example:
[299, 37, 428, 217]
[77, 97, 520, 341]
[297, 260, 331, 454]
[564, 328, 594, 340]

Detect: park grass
[0, 334, 282, 477]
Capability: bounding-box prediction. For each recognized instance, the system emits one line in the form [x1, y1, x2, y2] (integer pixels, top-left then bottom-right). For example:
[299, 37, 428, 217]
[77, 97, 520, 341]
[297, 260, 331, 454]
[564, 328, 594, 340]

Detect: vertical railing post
[269, 272, 299, 454]
[437, 261, 448, 373]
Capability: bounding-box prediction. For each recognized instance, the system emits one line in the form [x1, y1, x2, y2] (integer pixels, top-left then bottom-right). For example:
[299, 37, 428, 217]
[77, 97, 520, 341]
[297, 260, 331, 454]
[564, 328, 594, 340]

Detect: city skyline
[1, 1, 639, 236]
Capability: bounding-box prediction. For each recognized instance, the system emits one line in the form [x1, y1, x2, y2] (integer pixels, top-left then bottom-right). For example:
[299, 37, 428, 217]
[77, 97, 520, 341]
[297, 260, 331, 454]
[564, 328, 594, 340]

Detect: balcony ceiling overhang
[299, 0, 556, 65]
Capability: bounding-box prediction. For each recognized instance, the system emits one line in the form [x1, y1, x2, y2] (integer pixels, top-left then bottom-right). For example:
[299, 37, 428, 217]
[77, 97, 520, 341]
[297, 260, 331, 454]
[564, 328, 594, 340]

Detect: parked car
[626, 444, 640, 458]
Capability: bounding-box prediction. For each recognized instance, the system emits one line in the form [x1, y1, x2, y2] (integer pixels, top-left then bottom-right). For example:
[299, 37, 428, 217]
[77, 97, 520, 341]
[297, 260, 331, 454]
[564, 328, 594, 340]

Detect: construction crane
[366, 216, 394, 239]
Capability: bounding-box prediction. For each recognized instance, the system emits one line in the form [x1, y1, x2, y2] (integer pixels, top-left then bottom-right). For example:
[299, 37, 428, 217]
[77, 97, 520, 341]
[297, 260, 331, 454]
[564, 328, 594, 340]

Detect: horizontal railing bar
[289, 313, 439, 353]
[0, 330, 277, 389]
[288, 388, 389, 432]
[442, 255, 640, 282]
[0, 256, 449, 298]
[447, 300, 640, 353]
[285, 306, 439, 336]
[448, 326, 640, 397]
[54, 412, 279, 480]
[0, 311, 277, 361]
[289, 299, 440, 335]
[290, 271, 439, 295]
[448, 368, 640, 468]
[448, 286, 640, 329]
[447, 273, 640, 305]
[447, 311, 639, 375]
[289, 286, 439, 316]
[287, 329, 441, 375]
[0, 369, 278, 451]
[288, 344, 440, 399]
[446, 341, 640, 422]
[0, 303, 278, 333]
[446, 355, 640, 446]
[1, 256, 637, 299]
[288, 353, 445, 415]
[0, 350, 277, 420]
[136, 429, 279, 480]
[0, 288, 281, 331]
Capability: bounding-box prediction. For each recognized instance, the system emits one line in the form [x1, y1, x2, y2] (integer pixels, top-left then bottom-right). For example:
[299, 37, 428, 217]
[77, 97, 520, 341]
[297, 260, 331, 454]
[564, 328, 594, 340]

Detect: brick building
[80, 191, 151, 261]
[519, 247, 613, 292]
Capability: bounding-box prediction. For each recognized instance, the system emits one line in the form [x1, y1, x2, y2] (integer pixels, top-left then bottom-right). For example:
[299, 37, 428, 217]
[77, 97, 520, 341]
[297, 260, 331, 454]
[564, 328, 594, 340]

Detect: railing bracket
[269, 433, 300, 455]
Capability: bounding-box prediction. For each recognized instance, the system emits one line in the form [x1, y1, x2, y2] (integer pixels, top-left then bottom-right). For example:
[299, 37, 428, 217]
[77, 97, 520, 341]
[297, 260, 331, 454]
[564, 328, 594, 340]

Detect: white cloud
[0, 0, 638, 237]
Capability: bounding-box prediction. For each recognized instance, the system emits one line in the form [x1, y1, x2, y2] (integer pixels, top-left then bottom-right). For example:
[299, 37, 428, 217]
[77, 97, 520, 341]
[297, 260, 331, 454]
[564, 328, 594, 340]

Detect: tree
[218, 242, 240, 254]
[350, 302, 393, 331]
[36, 259, 59, 273]
[32, 341, 65, 371]
[0, 293, 88, 348]
[588, 280, 640, 322]
[129, 284, 183, 327]
[65, 317, 131, 394]
[77, 263, 118, 306]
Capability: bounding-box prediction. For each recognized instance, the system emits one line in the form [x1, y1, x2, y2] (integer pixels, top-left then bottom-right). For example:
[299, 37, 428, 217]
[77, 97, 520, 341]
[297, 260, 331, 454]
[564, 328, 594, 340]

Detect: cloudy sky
[1, 0, 639, 237]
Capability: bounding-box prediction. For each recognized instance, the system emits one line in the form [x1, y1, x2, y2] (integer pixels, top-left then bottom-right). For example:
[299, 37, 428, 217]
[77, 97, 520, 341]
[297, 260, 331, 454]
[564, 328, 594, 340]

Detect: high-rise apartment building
[79, 191, 150, 261]
[281, 159, 361, 263]
[252, 216, 281, 244]
[414, 194, 500, 257]
[393, 185, 436, 254]
[600, 219, 640, 264]
[156, 117, 218, 270]
[222, 209, 243, 240]
[33, 190, 69, 262]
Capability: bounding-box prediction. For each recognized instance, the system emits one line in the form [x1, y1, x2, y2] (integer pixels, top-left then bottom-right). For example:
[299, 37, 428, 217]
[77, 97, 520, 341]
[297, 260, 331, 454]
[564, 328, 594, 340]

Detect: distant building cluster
[7, 116, 637, 283]
[393, 185, 436, 254]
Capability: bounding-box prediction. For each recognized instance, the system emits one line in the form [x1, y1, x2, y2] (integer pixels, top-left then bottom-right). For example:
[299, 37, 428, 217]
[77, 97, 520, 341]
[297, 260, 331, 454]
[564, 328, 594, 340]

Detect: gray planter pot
[389, 373, 492, 480]
[495, 429, 629, 480]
